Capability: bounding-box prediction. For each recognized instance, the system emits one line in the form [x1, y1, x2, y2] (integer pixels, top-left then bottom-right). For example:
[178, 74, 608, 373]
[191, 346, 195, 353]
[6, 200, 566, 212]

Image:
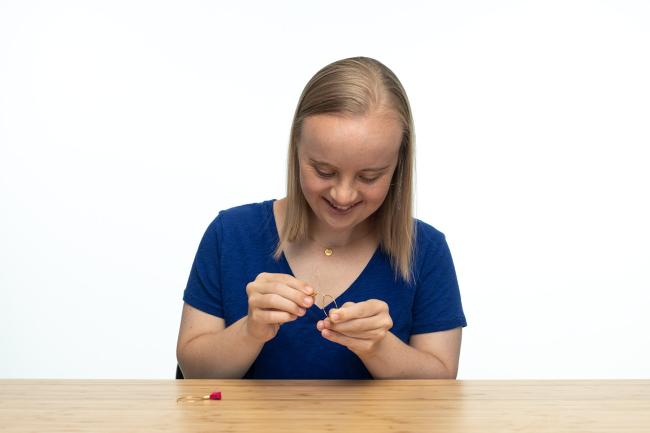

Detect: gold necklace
[318, 226, 375, 257]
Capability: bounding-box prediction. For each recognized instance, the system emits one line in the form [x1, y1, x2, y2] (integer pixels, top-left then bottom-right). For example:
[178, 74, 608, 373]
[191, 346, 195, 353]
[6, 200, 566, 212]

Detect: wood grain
[1, 380, 649, 432]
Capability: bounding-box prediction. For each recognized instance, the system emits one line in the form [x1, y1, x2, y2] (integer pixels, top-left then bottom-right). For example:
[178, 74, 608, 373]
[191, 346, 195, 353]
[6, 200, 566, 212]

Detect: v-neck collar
[266, 198, 379, 314]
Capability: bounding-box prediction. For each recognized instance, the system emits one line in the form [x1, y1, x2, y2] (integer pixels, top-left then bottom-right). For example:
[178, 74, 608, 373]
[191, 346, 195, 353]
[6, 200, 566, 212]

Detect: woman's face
[297, 111, 403, 233]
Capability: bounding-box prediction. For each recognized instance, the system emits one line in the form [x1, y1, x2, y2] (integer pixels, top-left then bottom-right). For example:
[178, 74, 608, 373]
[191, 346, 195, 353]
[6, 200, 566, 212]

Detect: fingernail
[304, 297, 313, 306]
[299, 308, 306, 315]
[305, 286, 314, 295]
[331, 313, 339, 321]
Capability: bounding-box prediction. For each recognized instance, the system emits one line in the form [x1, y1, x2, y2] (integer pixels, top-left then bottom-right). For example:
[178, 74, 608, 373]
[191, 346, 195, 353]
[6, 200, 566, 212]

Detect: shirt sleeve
[411, 233, 467, 335]
[182, 213, 224, 318]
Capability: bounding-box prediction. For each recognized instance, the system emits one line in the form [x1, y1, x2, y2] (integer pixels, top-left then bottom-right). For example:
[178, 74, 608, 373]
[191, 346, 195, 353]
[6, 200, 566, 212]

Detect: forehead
[298, 112, 402, 166]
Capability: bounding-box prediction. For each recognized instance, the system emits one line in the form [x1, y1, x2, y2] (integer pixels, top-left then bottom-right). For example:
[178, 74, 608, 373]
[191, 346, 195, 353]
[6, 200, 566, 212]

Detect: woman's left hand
[316, 300, 393, 357]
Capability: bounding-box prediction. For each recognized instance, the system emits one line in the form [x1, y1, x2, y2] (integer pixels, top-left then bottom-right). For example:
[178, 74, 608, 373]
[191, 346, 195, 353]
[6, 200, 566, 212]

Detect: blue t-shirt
[183, 199, 467, 379]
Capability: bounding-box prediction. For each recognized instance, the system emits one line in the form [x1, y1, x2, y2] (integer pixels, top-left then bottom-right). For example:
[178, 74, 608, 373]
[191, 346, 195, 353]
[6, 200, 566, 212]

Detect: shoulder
[208, 199, 273, 226]
[411, 218, 452, 279]
[205, 199, 275, 241]
[414, 218, 447, 252]
[218, 199, 272, 223]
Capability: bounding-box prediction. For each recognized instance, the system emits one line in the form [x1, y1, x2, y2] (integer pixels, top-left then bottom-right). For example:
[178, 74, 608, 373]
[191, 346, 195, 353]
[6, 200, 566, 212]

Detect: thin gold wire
[309, 291, 338, 319]
[309, 265, 338, 319]
[176, 395, 211, 403]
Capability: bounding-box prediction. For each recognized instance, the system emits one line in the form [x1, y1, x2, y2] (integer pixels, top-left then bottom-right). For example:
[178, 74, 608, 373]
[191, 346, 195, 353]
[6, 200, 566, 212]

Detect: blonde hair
[273, 56, 416, 284]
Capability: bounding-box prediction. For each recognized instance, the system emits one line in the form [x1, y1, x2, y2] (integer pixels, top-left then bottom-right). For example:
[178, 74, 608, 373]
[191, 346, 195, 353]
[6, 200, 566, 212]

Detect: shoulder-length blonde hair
[273, 56, 416, 284]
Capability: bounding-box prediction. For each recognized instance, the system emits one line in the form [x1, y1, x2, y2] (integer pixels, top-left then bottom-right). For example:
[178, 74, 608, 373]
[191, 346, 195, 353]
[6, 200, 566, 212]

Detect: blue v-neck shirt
[182, 199, 467, 379]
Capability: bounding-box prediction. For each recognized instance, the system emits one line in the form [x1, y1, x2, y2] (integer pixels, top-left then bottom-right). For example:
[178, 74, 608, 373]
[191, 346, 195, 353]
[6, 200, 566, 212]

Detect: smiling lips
[324, 197, 361, 213]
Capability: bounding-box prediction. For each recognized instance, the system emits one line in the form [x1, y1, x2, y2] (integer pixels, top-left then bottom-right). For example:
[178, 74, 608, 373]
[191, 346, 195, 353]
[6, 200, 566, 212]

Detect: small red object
[209, 391, 222, 400]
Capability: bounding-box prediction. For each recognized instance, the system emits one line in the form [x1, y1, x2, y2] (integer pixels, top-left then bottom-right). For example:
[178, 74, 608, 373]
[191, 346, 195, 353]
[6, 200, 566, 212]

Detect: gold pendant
[324, 248, 333, 256]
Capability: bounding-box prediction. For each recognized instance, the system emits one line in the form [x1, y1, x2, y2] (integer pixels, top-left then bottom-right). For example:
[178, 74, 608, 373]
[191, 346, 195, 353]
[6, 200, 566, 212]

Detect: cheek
[363, 180, 393, 205]
[366, 185, 390, 202]
[299, 169, 324, 196]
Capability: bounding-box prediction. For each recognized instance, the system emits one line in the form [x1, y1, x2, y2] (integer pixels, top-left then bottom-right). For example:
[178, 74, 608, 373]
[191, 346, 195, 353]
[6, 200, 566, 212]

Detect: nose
[329, 181, 359, 207]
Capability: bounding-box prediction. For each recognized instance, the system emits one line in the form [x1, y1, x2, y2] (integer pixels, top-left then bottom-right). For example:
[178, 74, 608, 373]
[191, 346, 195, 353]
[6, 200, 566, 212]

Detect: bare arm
[317, 300, 463, 379]
[177, 273, 314, 378]
[176, 303, 265, 379]
[358, 327, 463, 379]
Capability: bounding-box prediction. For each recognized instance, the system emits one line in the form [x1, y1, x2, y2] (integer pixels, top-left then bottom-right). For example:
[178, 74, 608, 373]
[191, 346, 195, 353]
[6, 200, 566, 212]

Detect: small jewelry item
[177, 391, 222, 403]
[309, 290, 339, 319]
[320, 226, 375, 257]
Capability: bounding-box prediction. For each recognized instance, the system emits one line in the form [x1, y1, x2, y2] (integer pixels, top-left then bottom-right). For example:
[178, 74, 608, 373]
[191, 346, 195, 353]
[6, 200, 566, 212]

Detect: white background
[1, 0, 648, 379]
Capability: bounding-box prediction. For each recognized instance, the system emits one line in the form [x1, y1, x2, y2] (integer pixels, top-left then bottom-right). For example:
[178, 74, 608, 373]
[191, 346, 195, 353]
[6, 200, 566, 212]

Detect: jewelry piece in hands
[309, 291, 339, 319]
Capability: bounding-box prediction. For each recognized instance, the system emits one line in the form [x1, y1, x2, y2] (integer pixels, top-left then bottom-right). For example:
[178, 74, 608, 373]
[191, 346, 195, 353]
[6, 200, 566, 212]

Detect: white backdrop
[1, 0, 649, 379]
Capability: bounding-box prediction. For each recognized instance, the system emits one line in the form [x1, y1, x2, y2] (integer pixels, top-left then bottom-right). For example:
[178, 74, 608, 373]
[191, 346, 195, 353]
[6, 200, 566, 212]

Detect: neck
[308, 216, 376, 249]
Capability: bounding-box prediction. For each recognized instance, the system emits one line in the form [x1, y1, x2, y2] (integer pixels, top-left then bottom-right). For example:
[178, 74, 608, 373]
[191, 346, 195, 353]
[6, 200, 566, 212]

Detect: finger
[252, 292, 308, 317]
[258, 272, 314, 295]
[255, 281, 314, 310]
[325, 328, 375, 339]
[253, 308, 298, 324]
[329, 299, 387, 323]
[321, 328, 372, 352]
[317, 319, 371, 338]
[323, 315, 384, 335]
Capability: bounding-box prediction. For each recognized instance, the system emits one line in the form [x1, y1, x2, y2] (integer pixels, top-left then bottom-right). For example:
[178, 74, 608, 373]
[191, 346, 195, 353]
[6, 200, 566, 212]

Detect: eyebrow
[309, 158, 389, 172]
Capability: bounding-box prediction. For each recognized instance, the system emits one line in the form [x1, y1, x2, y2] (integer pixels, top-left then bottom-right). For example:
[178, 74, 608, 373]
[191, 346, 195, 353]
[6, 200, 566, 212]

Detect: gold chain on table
[176, 391, 221, 402]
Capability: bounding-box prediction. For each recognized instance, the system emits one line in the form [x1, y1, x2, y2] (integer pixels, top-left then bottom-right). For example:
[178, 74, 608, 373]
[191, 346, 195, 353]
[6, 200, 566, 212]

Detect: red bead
[209, 391, 222, 400]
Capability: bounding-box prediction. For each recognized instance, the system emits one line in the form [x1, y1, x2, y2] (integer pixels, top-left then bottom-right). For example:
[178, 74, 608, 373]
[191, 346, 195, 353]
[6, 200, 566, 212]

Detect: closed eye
[315, 169, 335, 178]
[314, 165, 382, 183]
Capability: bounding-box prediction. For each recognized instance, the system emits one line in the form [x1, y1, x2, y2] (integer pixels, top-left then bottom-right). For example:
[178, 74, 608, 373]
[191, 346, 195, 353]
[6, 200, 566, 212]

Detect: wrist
[357, 332, 391, 360]
[241, 315, 271, 345]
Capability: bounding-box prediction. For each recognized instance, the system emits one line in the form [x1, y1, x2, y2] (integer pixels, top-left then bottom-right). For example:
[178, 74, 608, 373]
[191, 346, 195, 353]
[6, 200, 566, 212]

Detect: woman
[176, 56, 467, 379]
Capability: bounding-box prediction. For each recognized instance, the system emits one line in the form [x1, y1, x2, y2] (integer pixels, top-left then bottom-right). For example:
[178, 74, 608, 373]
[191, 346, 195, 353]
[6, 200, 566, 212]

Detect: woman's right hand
[245, 272, 315, 343]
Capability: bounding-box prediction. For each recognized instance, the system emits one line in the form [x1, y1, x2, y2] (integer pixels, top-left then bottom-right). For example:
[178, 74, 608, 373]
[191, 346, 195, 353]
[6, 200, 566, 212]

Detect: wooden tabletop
[1, 379, 649, 432]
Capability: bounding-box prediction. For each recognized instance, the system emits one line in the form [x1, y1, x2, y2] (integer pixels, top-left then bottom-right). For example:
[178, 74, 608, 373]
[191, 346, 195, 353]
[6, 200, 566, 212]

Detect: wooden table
[1, 380, 649, 432]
